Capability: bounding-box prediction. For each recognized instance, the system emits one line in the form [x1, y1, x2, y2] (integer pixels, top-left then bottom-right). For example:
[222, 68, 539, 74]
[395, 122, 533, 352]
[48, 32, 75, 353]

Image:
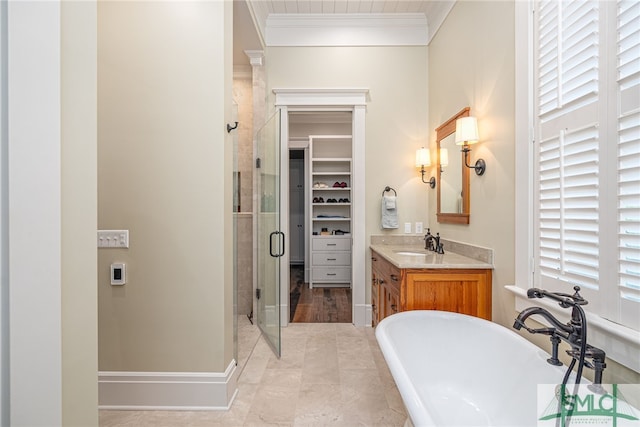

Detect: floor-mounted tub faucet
[513, 286, 606, 388]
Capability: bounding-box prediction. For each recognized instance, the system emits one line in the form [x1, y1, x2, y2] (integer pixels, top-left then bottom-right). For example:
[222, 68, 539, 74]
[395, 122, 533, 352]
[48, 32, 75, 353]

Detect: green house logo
[538, 384, 639, 427]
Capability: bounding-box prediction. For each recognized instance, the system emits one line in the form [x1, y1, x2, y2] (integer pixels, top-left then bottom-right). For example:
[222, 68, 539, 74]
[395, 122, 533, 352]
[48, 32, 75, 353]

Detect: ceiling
[233, 0, 455, 66]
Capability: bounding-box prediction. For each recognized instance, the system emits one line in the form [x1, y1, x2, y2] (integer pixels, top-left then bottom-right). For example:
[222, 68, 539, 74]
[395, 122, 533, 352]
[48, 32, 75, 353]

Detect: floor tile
[100, 321, 407, 427]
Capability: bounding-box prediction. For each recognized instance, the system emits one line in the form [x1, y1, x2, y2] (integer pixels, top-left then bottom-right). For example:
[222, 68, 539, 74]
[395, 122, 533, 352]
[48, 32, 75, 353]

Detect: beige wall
[98, 1, 234, 373]
[430, 0, 639, 385]
[61, 2, 98, 424]
[265, 46, 430, 301]
[428, 0, 516, 328]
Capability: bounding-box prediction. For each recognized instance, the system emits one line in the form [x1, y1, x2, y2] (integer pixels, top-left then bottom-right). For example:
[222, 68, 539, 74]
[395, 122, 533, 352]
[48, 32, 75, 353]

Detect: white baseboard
[98, 360, 238, 410]
[354, 303, 372, 327]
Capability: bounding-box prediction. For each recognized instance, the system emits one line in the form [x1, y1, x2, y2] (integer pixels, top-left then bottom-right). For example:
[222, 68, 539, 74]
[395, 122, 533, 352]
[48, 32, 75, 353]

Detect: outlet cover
[404, 222, 412, 233]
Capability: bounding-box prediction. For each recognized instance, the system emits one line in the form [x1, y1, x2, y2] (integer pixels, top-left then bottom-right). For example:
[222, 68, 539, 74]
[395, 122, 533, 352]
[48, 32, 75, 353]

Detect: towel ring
[382, 186, 397, 197]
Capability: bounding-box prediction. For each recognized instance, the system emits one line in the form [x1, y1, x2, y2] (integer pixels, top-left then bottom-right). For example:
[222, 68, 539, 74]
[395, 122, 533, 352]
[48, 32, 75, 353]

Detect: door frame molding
[274, 88, 369, 327]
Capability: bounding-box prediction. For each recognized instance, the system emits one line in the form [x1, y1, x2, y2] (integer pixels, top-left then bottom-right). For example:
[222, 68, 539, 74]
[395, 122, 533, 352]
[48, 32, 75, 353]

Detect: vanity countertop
[370, 244, 494, 270]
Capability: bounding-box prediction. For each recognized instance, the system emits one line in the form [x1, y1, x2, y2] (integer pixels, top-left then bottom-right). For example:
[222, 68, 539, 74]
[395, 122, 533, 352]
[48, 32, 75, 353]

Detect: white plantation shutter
[534, 0, 640, 331]
[617, 0, 640, 331]
[538, 124, 600, 289]
[537, 0, 599, 119]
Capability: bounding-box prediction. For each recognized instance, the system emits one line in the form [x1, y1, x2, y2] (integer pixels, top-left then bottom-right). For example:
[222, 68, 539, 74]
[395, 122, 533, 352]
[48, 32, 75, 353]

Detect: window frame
[510, 0, 640, 374]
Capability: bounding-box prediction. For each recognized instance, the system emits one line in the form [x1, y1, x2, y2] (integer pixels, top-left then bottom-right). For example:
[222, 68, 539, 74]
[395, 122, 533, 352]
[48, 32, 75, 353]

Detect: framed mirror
[436, 107, 470, 224]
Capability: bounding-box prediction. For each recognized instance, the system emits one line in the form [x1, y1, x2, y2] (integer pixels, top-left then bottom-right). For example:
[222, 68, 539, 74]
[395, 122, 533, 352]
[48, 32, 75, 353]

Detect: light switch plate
[404, 222, 412, 233]
[98, 230, 129, 248]
[415, 222, 424, 234]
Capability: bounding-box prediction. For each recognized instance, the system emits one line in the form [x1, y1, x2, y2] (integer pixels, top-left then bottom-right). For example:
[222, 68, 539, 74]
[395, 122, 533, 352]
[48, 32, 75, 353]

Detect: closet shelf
[312, 172, 352, 176]
[312, 158, 352, 162]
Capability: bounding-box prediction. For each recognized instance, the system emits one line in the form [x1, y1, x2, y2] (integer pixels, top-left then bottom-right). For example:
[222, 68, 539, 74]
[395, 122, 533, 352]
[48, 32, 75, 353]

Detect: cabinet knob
[379, 279, 385, 284]
[391, 304, 397, 312]
[371, 257, 377, 261]
[390, 274, 398, 282]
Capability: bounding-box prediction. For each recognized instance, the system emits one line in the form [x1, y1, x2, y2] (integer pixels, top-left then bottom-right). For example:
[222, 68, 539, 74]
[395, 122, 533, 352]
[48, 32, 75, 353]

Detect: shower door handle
[269, 231, 285, 258]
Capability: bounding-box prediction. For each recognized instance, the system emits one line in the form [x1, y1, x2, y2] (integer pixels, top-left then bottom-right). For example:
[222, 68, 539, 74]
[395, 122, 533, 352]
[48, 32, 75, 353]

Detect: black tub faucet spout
[513, 286, 606, 388]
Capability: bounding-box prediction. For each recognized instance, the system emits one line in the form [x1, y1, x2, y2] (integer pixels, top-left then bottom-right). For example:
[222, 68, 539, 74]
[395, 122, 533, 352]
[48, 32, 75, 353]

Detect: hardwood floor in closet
[290, 265, 352, 323]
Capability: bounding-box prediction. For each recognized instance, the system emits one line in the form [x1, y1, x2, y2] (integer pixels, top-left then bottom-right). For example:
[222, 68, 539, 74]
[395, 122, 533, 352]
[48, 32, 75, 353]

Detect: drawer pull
[327, 273, 337, 276]
[391, 274, 399, 282]
[327, 258, 337, 261]
[327, 243, 337, 246]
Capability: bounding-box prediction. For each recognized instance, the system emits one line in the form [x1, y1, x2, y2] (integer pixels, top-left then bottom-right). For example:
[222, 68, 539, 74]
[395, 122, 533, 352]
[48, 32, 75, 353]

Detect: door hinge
[256, 158, 261, 168]
[256, 288, 261, 300]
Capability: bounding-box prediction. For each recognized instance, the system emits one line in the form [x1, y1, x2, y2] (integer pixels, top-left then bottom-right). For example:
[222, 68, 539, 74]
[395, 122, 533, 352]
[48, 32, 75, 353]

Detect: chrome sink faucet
[513, 286, 606, 388]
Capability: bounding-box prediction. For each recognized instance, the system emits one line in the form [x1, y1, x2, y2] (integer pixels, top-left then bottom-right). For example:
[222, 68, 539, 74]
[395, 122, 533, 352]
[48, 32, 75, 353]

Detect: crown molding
[244, 49, 264, 66]
[265, 13, 428, 46]
[273, 88, 369, 107]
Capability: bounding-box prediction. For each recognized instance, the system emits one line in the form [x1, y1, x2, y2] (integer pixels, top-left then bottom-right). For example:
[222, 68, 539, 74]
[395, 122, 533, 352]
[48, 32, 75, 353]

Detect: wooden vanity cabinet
[371, 249, 492, 326]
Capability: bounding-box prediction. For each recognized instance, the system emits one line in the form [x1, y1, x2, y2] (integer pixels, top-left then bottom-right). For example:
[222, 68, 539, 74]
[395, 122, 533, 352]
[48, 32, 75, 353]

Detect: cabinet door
[382, 282, 400, 319]
[404, 269, 492, 320]
[371, 274, 380, 327]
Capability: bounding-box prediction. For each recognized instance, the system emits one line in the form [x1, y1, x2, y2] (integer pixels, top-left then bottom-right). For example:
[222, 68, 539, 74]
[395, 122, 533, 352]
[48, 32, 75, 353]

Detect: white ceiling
[233, 0, 455, 66]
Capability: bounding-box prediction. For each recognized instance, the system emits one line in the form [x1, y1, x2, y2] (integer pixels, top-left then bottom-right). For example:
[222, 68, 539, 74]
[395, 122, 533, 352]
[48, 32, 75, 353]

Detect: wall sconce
[415, 147, 436, 188]
[439, 148, 449, 173]
[455, 116, 486, 176]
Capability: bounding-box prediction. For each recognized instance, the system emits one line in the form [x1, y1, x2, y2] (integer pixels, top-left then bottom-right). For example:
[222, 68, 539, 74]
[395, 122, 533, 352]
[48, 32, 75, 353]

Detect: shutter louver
[537, 0, 599, 120]
[618, 0, 640, 87]
[538, 124, 600, 289]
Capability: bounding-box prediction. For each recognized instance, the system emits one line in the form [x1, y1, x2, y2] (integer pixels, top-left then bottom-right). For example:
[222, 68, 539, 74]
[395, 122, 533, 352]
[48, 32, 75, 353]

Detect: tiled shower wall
[233, 75, 253, 316]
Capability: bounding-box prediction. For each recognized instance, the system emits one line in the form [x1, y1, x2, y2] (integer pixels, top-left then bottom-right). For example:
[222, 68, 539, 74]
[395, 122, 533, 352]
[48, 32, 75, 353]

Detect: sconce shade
[415, 147, 431, 167]
[455, 116, 479, 145]
[440, 148, 449, 167]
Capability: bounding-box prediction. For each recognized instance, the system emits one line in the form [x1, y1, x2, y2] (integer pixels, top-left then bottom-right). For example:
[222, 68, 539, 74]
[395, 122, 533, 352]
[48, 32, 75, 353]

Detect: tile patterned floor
[99, 321, 407, 426]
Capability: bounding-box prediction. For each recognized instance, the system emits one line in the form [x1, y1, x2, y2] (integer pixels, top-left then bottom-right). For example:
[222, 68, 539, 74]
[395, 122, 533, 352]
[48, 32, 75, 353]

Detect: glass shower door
[255, 110, 282, 357]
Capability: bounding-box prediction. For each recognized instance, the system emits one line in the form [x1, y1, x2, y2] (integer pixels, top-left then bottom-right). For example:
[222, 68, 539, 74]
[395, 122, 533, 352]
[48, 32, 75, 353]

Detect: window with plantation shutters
[533, 0, 640, 332]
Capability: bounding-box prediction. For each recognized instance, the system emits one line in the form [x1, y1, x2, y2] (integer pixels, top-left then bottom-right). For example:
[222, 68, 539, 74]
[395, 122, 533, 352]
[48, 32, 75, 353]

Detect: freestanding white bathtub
[375, 310, 572, 427]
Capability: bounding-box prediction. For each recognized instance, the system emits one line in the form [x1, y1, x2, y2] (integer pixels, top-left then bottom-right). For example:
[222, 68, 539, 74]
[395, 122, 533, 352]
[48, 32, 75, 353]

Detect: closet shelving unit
[308, 135, 353, 288]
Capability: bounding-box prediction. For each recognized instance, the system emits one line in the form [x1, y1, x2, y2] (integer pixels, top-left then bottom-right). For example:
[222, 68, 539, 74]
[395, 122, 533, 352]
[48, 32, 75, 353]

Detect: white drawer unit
[312, 251, 351, 266]
[312, 237, 351, 251]
[312, 267, 351, 282]
[310, 236, 351, 287]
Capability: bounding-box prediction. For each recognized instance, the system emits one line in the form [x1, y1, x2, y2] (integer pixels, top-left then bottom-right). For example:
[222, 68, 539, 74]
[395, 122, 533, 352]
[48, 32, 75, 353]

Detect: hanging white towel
[385, 197, 396, 209]
[381, 196, 398, 229]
